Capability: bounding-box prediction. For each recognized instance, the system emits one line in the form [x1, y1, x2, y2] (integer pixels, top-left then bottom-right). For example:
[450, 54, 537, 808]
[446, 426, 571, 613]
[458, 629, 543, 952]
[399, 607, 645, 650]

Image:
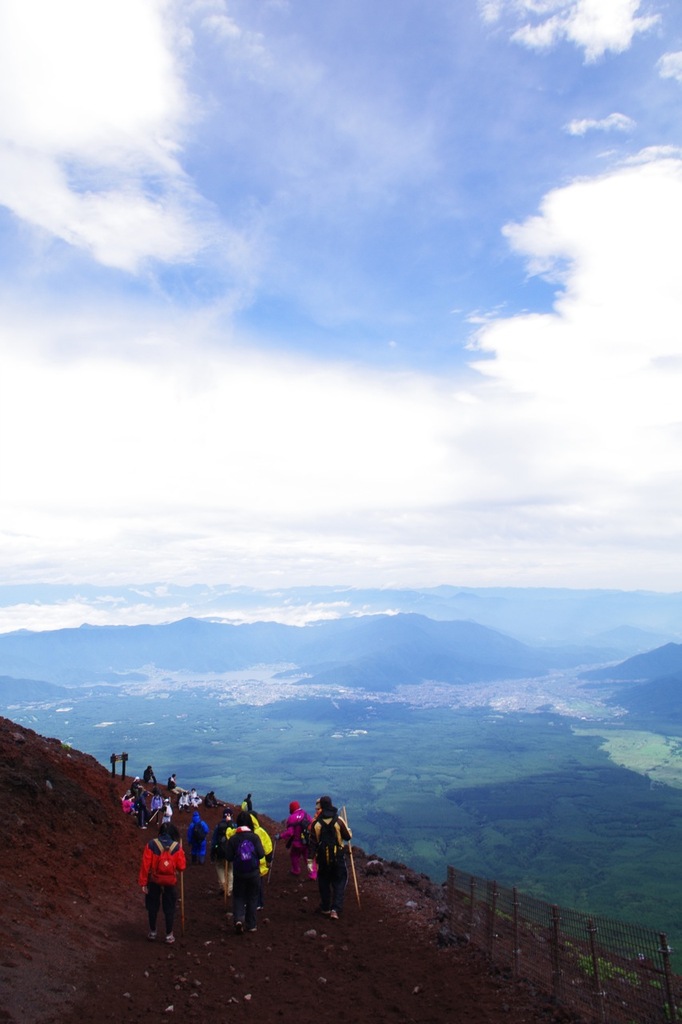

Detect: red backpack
[150, 839, 179, 886]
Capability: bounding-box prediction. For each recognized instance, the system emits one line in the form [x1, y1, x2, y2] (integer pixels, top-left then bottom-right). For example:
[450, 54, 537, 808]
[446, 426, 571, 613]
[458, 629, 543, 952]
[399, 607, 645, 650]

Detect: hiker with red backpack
[309, 795, 352, 921]
[276, 800, 317, 879]
[222, 810, 266, 934]
[138, 822, 187, 943]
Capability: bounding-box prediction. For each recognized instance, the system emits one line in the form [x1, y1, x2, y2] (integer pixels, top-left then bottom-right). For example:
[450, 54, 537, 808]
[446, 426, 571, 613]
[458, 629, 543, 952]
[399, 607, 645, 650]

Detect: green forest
[8, 687, 682, 965]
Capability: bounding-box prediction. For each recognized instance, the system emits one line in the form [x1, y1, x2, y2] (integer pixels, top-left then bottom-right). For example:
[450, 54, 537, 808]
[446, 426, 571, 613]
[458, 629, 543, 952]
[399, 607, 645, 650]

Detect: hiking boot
[235, 920, 244, 934]
[165, 933, 175, 944]
[247, 927, 257, 933]
[147, 931, 157, 941]
[320, 908, 331, 916]
[330, 910, 339, 920]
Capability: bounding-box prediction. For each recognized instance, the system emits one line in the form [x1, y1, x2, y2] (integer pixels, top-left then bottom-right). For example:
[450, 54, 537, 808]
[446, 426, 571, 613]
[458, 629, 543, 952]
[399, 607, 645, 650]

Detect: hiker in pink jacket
[278, 801, 316, 878]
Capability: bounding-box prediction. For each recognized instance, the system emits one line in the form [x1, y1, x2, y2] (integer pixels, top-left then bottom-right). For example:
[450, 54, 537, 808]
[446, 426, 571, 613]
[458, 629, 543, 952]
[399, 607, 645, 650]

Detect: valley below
[6, 662, 682, 968]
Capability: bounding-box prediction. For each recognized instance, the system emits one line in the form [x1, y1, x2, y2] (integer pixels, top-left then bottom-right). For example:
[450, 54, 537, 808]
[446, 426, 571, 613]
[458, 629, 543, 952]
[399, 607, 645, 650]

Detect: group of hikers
[131, 769, 354, 944]
[121, 767, 221, 830]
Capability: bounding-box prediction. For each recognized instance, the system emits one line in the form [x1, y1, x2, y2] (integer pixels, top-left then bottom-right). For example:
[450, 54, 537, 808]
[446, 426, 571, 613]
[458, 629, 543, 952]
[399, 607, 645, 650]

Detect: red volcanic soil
[0, 716, 580, 1024]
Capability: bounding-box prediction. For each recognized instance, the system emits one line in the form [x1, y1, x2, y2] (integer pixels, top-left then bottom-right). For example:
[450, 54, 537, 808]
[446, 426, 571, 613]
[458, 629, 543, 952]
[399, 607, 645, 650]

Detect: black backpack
[213, 822, 230, 859]
[191, 821, 208, 847]
[233, 834, 259, 875]
[315, 816, 342, 867]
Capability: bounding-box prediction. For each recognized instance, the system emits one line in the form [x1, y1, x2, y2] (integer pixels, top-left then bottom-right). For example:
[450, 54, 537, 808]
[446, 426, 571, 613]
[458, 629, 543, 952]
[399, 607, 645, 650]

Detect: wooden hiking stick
[180, 840, 186, 936]
[267, 832, 277, 885]
[342, 806, 361, 909]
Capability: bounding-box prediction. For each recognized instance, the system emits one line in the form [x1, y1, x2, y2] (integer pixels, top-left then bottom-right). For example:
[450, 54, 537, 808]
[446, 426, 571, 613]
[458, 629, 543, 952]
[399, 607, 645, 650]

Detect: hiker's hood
[192, 810, 201, 822]
[320, 805, 338, 819]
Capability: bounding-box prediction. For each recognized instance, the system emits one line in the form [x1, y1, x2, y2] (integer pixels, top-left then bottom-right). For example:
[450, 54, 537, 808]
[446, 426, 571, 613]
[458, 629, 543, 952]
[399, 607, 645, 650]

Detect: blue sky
[1, 0, 682, 616]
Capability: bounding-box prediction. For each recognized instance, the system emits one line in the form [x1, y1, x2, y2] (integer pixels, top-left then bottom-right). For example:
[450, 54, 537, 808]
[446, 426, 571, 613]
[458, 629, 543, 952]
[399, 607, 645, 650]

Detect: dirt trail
[0, 716, 578, 1024]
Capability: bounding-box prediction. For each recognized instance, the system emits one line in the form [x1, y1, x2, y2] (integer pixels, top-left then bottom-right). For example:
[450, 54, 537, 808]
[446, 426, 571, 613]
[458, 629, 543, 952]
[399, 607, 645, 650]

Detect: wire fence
[447, 866, 681, 1024]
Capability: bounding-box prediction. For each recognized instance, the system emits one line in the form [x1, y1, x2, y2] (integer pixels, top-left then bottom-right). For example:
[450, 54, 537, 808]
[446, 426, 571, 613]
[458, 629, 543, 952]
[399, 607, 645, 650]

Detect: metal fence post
[488, 880, 499, 957]
[551, 905, 562, 1001]
[447, 867, 455, 932]
[468, 876, 476, 934]
[587, 917, 607, 1024]
[659, 932, 677, 1024]
[512, 887, 520, 979]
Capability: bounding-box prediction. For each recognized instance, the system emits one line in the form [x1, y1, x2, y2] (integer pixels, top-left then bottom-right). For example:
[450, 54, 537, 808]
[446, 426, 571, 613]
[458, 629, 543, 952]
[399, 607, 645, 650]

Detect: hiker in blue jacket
[187, 809, 209, 865]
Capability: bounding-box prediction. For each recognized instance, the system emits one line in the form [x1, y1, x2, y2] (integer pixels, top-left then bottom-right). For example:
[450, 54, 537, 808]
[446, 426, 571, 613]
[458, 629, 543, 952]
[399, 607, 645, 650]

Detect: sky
[1, 0, 682, 613]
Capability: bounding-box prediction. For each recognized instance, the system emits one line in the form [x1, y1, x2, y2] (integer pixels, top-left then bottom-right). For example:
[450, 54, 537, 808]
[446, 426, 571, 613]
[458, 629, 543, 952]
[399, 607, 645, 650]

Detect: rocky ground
[0, 716, 582, 1024]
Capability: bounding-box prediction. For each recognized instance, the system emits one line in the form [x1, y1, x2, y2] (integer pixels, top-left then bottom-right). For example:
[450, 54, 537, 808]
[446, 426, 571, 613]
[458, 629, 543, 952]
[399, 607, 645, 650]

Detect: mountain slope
[581, 642, 682, 682]
[0, 715, 574, 1024]
[0, 613, 561, 692]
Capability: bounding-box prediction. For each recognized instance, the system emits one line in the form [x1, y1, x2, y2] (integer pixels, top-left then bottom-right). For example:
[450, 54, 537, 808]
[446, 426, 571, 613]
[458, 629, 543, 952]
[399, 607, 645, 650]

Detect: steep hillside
[0, 716, 577, 1024]
[582, 642, 682, 682]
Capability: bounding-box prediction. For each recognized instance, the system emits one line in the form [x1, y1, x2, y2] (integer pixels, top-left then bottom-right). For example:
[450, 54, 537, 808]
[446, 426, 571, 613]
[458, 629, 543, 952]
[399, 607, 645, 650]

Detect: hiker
[161, 797, 173, 825]
[177, 791, 191, 813]
[241, 793, 253, 813]
[189, 787, 202, 807]
[223, 810, 265, 933]
[138, 822, 186, 944]
[309, 795, 352, 920]
[187, 809, 209, 865]
[204, 790, 223, 808]
[167, 773, 187, 802]
[249, 812, 274, 909]
[135, 788, 151, 829]
[149, 787, 164, 821]
[121, 791, 135, 815]
[277, 800, 316, 879]
[210, 809, 235, 895]
[143, 765, 157, 785]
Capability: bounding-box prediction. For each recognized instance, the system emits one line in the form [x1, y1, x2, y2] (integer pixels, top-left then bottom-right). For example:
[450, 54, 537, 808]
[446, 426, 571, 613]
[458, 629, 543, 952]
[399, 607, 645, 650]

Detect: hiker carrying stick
[310, 795, 353, 921]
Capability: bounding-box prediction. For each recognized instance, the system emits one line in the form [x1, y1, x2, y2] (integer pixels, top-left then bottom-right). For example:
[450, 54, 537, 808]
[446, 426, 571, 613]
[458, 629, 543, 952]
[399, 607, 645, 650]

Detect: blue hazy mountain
[1, 583, 682, 651]
[580, 642, 682, 720]
[581, 642, 682, 682]
[0, 675, 68, 701]
[0, 612, 603, 691]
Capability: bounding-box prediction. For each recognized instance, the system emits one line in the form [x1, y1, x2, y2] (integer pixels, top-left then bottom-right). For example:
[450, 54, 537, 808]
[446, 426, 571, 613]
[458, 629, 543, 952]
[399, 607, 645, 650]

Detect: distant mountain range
[1, 582, 682, 652]
[0, 612, 614, 696]
[581, 642, 682, 719]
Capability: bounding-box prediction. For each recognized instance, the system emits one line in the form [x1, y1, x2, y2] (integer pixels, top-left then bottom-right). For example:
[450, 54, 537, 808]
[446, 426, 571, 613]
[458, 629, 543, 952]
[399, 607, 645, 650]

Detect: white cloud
[658, 51, 682, 83]
[469, 155, 682, 504]
[564, 112, 636, 135]
[3, 154, 682, 591]
[0, 0, 212, 271]
[485, 0, 660, 60]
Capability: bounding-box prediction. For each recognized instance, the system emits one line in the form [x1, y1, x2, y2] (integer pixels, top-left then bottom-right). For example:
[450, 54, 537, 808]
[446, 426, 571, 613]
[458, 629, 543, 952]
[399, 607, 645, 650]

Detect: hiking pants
[232, 872, 260, 930]
[145, 882, 177, 935]
[317, 857, 348, 914]
[290, 845, 317, 878]
[213, 860, 233, 895]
